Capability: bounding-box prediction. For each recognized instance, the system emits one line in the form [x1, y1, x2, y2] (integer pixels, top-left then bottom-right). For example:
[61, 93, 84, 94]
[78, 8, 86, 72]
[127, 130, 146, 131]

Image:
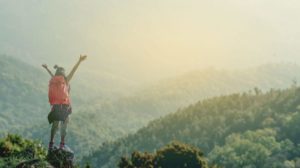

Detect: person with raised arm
[42, 55, 87, 150]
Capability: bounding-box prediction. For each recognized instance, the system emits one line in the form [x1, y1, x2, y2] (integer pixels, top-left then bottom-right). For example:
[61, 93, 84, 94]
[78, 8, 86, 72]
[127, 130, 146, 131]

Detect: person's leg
[49, 121, 59, 149]
[60, 117, 69, 148]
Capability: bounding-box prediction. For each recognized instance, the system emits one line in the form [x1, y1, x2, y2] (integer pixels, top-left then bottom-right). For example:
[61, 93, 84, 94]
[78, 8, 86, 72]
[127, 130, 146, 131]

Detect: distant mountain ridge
[112, 63, 300, 121]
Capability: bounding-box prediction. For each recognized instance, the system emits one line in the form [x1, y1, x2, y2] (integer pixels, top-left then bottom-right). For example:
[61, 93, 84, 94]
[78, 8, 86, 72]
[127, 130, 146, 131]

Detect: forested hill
[0, 55, 132, 134]
[0, 55, 136, 157]
[83, 86, 300, 168]
[0, 56, 48, 132]
[24, 63, 300, 158]
[3, 54, 300, 159]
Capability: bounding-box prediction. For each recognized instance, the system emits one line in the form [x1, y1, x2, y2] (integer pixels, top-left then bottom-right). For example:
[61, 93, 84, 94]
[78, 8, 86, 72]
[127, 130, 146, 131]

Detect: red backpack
[48, 76, 70, 105]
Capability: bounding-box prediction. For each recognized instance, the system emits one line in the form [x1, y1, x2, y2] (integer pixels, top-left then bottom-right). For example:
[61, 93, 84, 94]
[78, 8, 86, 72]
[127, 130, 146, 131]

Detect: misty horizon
[1, 0, 300, 81]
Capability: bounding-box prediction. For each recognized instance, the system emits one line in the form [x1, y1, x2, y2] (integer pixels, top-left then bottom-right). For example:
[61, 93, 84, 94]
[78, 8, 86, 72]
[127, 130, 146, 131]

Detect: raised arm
[42, 64, 54, 77]
[66, 55, 87, 82]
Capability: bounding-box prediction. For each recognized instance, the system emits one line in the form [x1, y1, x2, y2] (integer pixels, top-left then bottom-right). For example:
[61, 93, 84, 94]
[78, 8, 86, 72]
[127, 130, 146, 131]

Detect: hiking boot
[59, 142, 65, 149]
[48, 142, 54, 151]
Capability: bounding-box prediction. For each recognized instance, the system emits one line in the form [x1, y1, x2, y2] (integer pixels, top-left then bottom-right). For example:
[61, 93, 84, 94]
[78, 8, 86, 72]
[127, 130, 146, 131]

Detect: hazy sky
[1, 0, 300, 81]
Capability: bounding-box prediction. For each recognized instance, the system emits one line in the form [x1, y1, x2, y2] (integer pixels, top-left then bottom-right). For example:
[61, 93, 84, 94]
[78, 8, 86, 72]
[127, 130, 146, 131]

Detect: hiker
[42, 55, 87, 150]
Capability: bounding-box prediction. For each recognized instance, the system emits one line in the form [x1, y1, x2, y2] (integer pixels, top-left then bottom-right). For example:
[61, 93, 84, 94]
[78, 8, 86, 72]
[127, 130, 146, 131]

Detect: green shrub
[119, 141, 208, 168]
[0, 134, 47, 167]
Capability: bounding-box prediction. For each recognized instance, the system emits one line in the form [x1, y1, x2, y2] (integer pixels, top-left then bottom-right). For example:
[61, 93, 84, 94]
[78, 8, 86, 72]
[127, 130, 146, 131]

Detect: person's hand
[79, 55, 87, 62]
[42, 64, 48, 69]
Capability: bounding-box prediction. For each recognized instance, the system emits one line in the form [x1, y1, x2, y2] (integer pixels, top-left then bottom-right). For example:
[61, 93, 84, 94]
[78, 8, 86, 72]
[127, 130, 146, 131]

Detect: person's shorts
[48, 104, 72, 124]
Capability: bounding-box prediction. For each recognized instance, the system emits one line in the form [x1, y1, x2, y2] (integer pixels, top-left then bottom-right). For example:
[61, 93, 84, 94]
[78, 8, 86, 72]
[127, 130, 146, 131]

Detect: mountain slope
[0, 55, 137, 132]
[0, 55, 48, 133]
[3, 55, 300, 160]
[79, 63, 300, 134]
[0, 55, 136, 157]
[83, 87, 300, 167]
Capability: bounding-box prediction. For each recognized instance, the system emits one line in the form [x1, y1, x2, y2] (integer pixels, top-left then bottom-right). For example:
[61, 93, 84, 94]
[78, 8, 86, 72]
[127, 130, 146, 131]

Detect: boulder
[47, 145, 75, 168]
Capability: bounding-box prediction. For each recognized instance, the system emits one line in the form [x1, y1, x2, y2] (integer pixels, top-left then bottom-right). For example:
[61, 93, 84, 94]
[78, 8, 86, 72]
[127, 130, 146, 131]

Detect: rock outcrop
[47, 145, 75, 168]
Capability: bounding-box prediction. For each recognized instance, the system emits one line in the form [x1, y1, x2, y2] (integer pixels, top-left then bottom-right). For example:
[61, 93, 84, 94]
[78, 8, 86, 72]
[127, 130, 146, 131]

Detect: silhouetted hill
[125, 64, 300, 119]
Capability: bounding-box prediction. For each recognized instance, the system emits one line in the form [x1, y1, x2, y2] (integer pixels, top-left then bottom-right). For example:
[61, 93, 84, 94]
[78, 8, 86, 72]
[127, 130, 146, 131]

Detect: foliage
[84, 87, 300, 167]
[208, 129, 294, 168]
[119, 141, 208, 168]
[0, 134, 47, 167]
[282, 111, 300, 144]
[3, 55, 300, 165]
[0, 134, 93, 167]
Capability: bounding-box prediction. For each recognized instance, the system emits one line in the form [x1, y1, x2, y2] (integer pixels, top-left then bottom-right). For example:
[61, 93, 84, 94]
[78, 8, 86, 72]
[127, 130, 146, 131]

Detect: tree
[119, 141, 209, 168]
[208, 129, 294, 168]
